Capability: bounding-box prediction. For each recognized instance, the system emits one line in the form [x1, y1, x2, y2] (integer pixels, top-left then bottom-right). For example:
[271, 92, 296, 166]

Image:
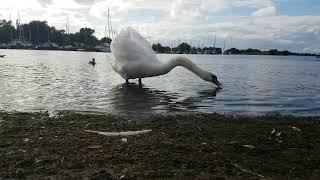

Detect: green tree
[100, 37, 112, 44]
[0, 20, 15, 43]
[177, 43, 191, 54]
[74, 28, 98, 47]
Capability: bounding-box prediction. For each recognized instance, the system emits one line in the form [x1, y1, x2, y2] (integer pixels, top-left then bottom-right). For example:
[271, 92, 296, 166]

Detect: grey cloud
[73, 0, 104, 5]
[37, 0, 53, 7]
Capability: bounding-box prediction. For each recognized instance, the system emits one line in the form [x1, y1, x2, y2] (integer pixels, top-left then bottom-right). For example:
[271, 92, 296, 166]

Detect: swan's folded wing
[111, 27, 158, 64]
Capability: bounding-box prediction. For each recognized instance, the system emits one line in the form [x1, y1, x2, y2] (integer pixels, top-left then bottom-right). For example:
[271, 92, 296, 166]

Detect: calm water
[0, 49, 319, 117]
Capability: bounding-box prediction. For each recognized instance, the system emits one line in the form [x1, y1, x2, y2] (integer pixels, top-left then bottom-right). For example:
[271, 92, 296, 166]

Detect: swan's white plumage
[110, 27, 221, 87]
[111, 27, 161, 79]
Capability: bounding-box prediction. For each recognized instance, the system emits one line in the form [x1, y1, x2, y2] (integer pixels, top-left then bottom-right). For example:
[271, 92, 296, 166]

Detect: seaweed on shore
[0, 112, 320, 179]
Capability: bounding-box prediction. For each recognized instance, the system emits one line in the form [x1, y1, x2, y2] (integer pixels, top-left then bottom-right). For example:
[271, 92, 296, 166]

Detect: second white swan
[111, 27, 222, 88]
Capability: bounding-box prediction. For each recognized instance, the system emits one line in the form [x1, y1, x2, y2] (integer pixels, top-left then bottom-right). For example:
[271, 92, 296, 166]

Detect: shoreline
[1, 48, 318, 57]
[0, 111, 320, 179]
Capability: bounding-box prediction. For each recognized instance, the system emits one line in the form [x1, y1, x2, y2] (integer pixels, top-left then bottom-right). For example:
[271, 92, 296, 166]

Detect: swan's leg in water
[139, 78, 142, 86]
[126, 79, 129, 85]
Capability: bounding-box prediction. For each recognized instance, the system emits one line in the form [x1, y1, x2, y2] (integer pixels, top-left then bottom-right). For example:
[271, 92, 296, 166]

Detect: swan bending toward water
[111, 27, 222, 88]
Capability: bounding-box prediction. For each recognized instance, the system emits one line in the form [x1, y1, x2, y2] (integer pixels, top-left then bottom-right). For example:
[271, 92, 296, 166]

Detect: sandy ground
[0, 112, 320, 179]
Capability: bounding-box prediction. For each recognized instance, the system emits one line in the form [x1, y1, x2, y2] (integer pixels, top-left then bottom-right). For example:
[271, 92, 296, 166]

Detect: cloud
[169, 0, 278, 21]
[235, 0, 274, 8]
[0, 0, 42, 9]
[170, 0, 202, 20]
[37, 0, 53, 7]
[0, 0, 319, 52]
[73, 0, 97, 5]
[124, 15, 320, 52]
[252, 6, 277, 17]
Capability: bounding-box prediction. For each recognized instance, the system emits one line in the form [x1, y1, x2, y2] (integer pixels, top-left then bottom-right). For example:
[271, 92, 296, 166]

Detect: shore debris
[242, 145, 256, 149]
[232, 163, 264, 178]
[88, 145, 102, 149]
[18, 149, 27, 153]
[84, 123, 92, 128]
[271, 129, 275, 134]
[276, 132, 282, 137]
[291, 126, 302, 132]
[85, 129, 152, 136]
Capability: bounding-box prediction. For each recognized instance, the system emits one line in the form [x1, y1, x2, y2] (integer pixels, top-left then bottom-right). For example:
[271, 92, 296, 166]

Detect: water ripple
[0, 50, 320, 117]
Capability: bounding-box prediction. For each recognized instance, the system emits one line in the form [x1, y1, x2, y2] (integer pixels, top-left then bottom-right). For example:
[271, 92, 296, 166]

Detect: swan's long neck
[158, 56, 211, 81]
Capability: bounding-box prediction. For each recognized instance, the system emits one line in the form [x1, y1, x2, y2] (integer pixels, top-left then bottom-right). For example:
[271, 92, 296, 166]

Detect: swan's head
[210, 74, 222, 88]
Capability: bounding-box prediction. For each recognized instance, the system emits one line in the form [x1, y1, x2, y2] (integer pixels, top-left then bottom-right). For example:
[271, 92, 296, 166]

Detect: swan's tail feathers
[110, 27, 158, 64]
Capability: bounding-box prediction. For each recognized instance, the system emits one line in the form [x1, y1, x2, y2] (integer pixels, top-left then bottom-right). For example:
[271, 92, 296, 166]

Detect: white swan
[110, 27, 222, 88]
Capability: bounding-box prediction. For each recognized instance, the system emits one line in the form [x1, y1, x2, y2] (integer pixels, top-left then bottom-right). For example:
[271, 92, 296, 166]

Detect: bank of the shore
[0, 112, 319, 179]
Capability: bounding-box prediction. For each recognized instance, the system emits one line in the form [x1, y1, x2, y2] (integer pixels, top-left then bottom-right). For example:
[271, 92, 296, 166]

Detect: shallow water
[0, 49, 319, 117]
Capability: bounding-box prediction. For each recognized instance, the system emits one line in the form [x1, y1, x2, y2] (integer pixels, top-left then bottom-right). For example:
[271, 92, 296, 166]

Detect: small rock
[121, 138, 128, 142]
[276, 132, 282, 137]
[201, 142, 207, 145]
[24, 138, 30, 142]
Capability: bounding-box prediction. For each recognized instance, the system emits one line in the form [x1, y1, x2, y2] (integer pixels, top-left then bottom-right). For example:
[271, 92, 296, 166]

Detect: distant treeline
[0, 19, 317, 56]
[0, 19, 111, 47]
[224, 48, 315, 56]
[152, 42, 222, 54]
[152, 42, 316, 56]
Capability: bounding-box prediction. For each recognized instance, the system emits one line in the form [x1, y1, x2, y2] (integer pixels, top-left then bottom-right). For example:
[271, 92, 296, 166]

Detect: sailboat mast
[29, 28, 31, 43]
[65, 18, 70, 34]
[104, 25, 106, 38]
[230, 37, 233, 49]
[18, 12, 21, 41]
[37, 21, 40, 44]
[107, 9, 111, 39]
[223, 39, 226, 54]
[9, 13, 12, 42]
[48, 26, 50, 42]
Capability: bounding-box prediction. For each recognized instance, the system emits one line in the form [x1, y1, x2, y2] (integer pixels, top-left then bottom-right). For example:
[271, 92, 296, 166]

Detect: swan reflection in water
[108, 83, 221, 116]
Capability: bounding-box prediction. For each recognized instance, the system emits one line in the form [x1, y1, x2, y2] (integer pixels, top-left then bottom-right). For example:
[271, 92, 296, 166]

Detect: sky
[0, 0, 319, 53]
